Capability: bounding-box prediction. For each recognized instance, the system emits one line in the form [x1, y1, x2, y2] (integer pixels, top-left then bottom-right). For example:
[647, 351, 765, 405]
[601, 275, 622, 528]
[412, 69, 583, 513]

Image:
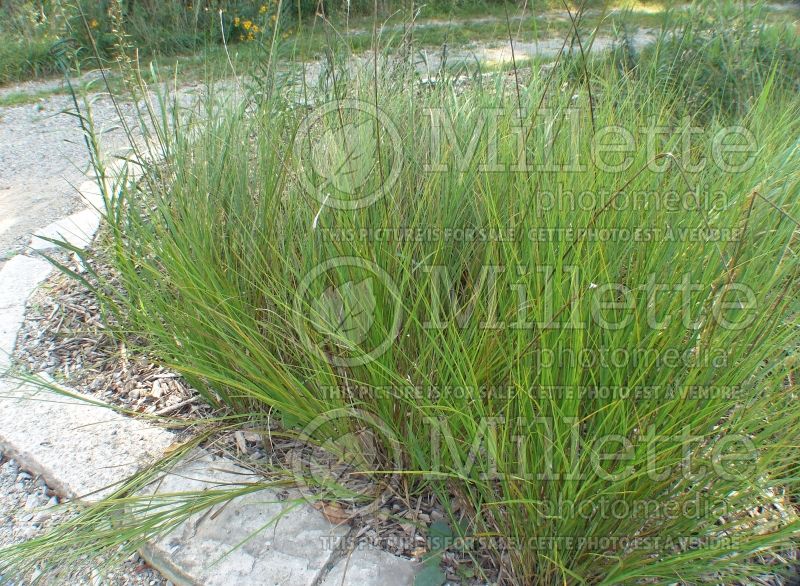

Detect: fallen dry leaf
[313, 501, 352, 525]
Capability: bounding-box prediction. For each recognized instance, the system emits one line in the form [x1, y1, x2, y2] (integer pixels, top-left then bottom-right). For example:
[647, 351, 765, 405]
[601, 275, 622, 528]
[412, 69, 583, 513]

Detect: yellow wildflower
[89, 18, 99, 29]
[234, 17, 240, 26]
[243, 20, 252, 30]
[270, 14, 277, 22]
[259, 5, 268, 13]
[252, 24, 260, 33]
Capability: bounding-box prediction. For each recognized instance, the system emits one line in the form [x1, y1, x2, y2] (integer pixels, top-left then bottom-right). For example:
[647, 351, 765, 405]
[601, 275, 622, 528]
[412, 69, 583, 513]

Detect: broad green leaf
[427, 520, 454, 557]
[413, 560, 446, 586]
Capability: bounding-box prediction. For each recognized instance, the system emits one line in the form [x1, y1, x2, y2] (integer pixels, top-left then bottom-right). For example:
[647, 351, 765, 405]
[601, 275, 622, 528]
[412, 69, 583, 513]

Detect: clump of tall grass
[4, 8, 800, 586]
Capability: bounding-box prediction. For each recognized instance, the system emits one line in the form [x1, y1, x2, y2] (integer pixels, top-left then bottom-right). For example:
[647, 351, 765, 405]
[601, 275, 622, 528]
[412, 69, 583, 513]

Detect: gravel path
[0, 87, 134, 269]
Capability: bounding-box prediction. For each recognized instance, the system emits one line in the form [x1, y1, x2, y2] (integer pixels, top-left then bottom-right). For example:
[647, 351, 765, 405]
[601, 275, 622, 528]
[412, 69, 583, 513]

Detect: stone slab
[139, 451, 351, 586]
[0, 254, 52, 311]
[0, 304, 27, 371]
[0, 255, 52, 370]
[78, 178, 106, 210]
[321, 546, 417, 586]
[30, 208, 101, 252]
[0, 379, 175, 501]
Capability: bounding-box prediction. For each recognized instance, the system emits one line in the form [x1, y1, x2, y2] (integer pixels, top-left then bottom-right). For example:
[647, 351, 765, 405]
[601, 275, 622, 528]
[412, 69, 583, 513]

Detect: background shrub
[0, 0, 63, 82]
[610, 0, 800, 120]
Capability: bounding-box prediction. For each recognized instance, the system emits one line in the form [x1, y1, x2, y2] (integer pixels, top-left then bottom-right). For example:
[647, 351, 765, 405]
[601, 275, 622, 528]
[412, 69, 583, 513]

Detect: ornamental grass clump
[3, 8, 800, 585]
[88, 65, 800, 582]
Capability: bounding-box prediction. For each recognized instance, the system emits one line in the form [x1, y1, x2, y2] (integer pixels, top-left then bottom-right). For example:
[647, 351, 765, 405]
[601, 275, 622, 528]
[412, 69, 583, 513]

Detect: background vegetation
[0, 0, 671, 85]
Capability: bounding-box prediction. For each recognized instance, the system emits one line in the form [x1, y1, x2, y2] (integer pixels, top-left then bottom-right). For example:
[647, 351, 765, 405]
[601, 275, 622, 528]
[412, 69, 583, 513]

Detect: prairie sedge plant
[3, 3, 800, 585]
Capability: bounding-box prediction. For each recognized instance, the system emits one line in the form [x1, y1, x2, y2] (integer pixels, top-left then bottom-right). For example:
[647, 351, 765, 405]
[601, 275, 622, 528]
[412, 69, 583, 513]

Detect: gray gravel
[0, 451, 168, 585]
[0, 88, 134, 267]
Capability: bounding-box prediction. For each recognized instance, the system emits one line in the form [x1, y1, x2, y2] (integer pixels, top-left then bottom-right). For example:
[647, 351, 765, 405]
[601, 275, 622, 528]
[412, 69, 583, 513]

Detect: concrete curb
[0, 176, 418, 585]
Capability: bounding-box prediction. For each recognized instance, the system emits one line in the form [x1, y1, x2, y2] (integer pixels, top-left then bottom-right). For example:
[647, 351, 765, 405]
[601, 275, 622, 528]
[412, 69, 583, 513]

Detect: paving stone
[321, 545, 417, 586]
[0, 255, 52, 370]
[0, 304, 27, 371]
[0, 254, 52, 311]
[30, 208, 101, 252]
[139, 450, 351, 586]
[0, 379, 175, 501]
[78, 179, 106, 210]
